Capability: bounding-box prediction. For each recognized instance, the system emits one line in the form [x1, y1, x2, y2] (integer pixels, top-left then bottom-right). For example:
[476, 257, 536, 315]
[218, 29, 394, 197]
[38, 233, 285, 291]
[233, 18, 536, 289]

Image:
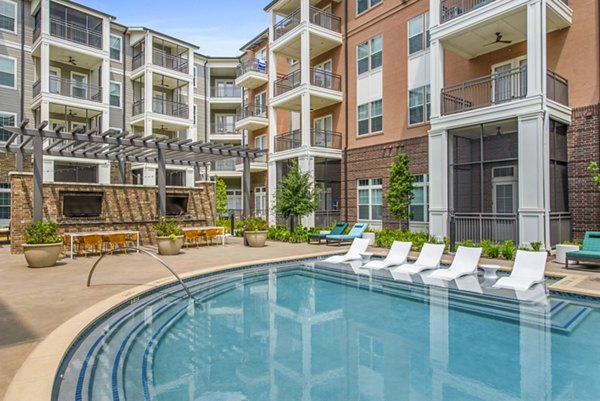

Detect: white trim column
[429, 38, 444, 119]
[40, 42, 49, 93]
[143, 165, 156, 186]
[526, 0, 545, 98]
[428, 129, 449, 240]
[300, 29, 311, 147]
[268, 160, 277, 225]
[40, 0, 49, 35]
[298, 155, 315, 227]
[517, 112, 548, 247]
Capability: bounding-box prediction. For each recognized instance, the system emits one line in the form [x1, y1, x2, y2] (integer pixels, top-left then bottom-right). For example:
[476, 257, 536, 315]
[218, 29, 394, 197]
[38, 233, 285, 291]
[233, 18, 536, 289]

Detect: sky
[77, 0, 269, 56]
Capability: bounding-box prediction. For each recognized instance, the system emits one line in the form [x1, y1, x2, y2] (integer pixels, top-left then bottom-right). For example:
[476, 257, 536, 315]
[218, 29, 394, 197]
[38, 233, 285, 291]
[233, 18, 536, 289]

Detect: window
[255, 187, 267, 217]
[71, 72, 87, 99]
[358, 99, 383, 135]
[409, 85, 430, 125]
[0, 0, 16, 33]
[109, 81, 121, 107]
[0, 183, 9, 221]
[357, 35, 382, 75]
[408, 12, 430, 55]
[357, 178, 382, 221]
[357, 0, 382, 15]
[410, 175, 429, 223]
[0, 55, 15, 89]
[109, 35, 122, 61]
[492, 166, 517, 214]
[255, 91, 267, 116]
[54, 162, 98, 183]
[255, 135, 267, 149]
[226, 189, 242, 212]
[0, 111, 15, 142]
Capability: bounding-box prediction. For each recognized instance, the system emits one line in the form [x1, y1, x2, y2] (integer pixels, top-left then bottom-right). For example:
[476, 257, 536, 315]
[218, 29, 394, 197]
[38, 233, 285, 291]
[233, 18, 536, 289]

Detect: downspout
[343, 0, 349, 222]
[17, 0, 25, 171]
[204, 61, 208, 142]
[122, 29, 127, 130]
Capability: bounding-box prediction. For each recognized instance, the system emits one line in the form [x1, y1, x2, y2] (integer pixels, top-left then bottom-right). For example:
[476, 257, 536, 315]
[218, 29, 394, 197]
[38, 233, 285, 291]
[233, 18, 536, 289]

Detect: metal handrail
[210, 122, 237, 134]
[132, 98, 144, 116]
[274, 69, 301, 96]
[152, 49, 189, 74]
[48, 75, 103, 102]
[236, 103, 267, 120]
[311, 129, 342, 149]
[49, 17, 102, 49]
[132, 51, 145, 70]
[547, 70, 569, 106]
[87, 246, 196, 300]
[210, 86, 242, 98]
[310, 68, 342, 91]
[237, 59, 268, 77]
[309, 6, 342, 33]
[274, 8, 301, 40]
[275, 130, 302, 152]
[152, 97, 189, 118]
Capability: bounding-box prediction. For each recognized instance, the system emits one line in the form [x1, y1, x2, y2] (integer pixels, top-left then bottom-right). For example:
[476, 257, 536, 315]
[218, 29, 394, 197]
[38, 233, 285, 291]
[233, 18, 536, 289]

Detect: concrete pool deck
[1, 238, 600, 400]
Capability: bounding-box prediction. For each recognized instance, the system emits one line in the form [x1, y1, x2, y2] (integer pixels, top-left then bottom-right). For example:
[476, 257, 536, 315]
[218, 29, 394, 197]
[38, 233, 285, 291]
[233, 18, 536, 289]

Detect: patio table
[66, 230, 140, 259]
[182, 226, 226, 245]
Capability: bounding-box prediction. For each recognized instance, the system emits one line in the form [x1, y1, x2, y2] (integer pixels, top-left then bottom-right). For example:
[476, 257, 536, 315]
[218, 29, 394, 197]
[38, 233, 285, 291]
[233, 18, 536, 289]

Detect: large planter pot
[156, 236, 184, 256]
[555, 244, 579, 264]
[245, 231, 268, 247]
[23, 242, 62, 268]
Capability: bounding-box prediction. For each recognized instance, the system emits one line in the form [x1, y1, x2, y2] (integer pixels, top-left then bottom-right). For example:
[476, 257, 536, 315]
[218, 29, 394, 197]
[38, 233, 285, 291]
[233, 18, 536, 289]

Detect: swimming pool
[54, 259, 600, 401]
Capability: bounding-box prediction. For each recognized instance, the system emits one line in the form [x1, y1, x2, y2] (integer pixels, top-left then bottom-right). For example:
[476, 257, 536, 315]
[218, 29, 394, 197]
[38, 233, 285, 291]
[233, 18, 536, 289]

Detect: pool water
[54, 261, 600, 401]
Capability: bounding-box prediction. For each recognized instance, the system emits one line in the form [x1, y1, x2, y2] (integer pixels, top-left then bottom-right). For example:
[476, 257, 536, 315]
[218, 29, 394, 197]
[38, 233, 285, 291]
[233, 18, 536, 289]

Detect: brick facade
[9, 172, 216, 253]
[250, 171, 268, 215]
[568, 104, 600, 241]
[340, 136, 429, 229]
[0, 154, 31, 183]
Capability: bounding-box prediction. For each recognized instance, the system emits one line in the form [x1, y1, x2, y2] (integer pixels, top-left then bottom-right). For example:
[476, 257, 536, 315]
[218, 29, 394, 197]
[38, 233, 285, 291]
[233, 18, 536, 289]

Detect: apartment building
[0, 0, 246, 227]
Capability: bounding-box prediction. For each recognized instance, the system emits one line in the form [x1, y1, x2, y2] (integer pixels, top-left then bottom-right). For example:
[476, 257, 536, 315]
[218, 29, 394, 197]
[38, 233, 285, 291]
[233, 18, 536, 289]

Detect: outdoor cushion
[308, 222, 348, 239]
[566, 250, 600, 259]
[582, 232, 600, 252]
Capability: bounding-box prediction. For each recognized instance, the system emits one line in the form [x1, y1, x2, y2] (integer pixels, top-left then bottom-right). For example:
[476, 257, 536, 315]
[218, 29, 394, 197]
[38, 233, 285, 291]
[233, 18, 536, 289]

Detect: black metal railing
[550, 212, 572, 246]
[310, 68, 342, 91]
[210, 122, 237, 134]
[440, 0, 497, 23]
[152, 97, 189, 118]
[236, 104, 268, 121]
[132, 52, 145, 70]
[132, 99, 144, 116]
[547, 71, 569, 106]
[153, 49, 189, 74]
[315, 210, 341, 228]
[236, 58, 268, 77]
[309, 6, 342, 33]
[212, 158, 243, 172]
[32, 79, 41, 98]
[452, 212, 518, 243]
[274, 9, 301, 41]
[275, 130, 302, 152]
[46, 76, 102, 102]
[441, 67, 526, 115]
[311, 129, 342, 149]
[274, 69, 301, 96]
[50, 17, 102, 49]
[210, 85, 242, 98]
[33, 24, 41, 43]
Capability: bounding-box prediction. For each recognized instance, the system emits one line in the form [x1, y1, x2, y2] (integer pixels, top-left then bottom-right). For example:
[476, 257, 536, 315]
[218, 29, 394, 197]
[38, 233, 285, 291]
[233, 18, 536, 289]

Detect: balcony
[441, 68, 568, 116]
[153, 49, 189, 74]
[271, 7, 343, 59]
[33, 76, 102, 103]
[275, 130, 301, 152]
[440, 0, 569, 24]
[49, 18, 102, 50]
[235, 104, 268, 131]
[209, 122, 241, 142]
[132, 52, 145, 70]
[311, 129, 342, 150]
[212, 158, 243, 172]
[272, 68, 342, 111]
[235, 59, 268, 89]
[235, 153, 268, 173]
[132, 98, 189, 119]
[210, 85, 242, 99]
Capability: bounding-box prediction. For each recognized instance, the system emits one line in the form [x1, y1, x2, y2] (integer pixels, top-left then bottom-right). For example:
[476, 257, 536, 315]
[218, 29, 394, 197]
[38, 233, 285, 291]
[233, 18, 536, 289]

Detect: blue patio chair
[326, 223, 368, 246]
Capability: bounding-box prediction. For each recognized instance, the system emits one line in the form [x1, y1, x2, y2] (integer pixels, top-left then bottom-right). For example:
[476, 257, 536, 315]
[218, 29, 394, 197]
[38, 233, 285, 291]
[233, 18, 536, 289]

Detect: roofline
[239, 28, 269, 52]
[61, 0, 116, 20]
[264, 0, 280, 12]
[126, 27, 200, 50]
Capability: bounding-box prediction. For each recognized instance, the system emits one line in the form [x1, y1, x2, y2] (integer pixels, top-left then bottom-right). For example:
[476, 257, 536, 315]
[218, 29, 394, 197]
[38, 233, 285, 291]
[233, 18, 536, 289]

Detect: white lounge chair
[362, 241, 412, 270]
[492, 250, 548, 291]
[324, 238, 371, 264]
[427, 246, 483, 280]
[392, 243, 445, 274]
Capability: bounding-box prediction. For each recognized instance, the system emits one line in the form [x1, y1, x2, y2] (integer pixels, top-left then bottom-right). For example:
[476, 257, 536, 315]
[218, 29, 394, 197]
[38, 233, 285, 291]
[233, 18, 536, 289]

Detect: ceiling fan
[62, 56, 77, 66]
[67, 109, 77, 117]
[159, 76, 169, 88]
[484, 32, 512, 46]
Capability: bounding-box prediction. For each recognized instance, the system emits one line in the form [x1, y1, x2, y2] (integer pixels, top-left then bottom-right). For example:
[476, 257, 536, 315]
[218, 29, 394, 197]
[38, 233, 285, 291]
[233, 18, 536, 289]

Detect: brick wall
[9, 172, 216, 253]
[250, 171, 268, 215]
[568, 104, 600, 241]
[0, 154, 31, 183]
[340, 136, 429, 229]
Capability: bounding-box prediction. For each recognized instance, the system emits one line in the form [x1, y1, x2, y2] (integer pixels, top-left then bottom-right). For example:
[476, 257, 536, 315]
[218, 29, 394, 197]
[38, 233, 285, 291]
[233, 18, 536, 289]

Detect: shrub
[530, 241, 542, 252]
[374, 228, 440, 252]
[243, 216, 268, 232]
[501, 240, 515, 260]
[268, 225, 319, 243]
[152, 217, 183, 238]
[25, 220, 60, 245]
[480, 240, 501, 259]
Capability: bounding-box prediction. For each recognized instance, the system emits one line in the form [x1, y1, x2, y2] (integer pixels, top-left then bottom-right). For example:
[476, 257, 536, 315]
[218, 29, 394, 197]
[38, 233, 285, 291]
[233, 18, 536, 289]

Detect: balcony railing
[309, 6, 342, 33]
[274, 9, 301, 41]
[153, 98, 189, 118]
[210, 122, 237, 134]
[441, 67, 526, 115]
[236, 59, 268, 77]
[38, 76, 102, 102]
[33, 24, 41, 43]
[132, 52, 145, 70]
[311, 129, 342, 149]
[212, 158, 243, 172]
[315, 210, 341, 228]
[50, 17, 102, 49]
[275, 130, 301, 152]
[274, 68, 342, 96]
[550, 212, 572, 246]
[451, 213, 518, 243]
[440, 0, 497, 23]
[153, 49, 189, 74]
[132, 99, 144, 116]
[211, 86, 242, 98]
[236, 104, 267, 121]
[547, 71, 569, 106]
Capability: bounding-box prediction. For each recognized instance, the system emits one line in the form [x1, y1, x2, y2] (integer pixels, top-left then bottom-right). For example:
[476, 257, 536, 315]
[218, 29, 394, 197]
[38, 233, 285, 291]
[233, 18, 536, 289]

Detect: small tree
[589, 162, 600, 192]
[274, 160, 321, 223]
[215, 178, 229, 216]
[385, 152, 416, 228]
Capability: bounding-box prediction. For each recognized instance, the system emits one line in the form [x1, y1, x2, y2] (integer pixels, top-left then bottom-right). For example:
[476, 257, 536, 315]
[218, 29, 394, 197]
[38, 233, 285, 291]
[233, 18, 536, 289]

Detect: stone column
[428, 129, 449, 240]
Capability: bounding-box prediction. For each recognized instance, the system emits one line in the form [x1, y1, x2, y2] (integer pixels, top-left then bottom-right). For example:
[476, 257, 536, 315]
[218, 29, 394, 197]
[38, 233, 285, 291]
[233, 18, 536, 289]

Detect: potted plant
[23, 220, 62, 268]
[153, 217, 184, 255]
[244, 216, 268, 247]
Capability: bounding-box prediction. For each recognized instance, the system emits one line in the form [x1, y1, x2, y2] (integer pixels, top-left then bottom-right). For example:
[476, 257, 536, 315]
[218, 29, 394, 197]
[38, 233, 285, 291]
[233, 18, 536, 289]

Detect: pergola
[1, 120, 265, 221]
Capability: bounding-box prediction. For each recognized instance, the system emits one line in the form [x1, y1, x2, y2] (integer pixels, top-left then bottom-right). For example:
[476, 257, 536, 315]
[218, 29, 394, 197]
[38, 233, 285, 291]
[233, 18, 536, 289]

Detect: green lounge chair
[308, 222, 348, 244]
[326, 223, 369, 246]
[566, 232, 600, 269]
